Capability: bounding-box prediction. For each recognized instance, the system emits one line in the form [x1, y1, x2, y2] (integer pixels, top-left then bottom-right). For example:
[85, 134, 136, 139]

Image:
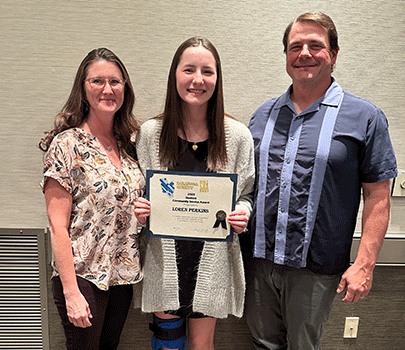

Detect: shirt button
[280, 208, 285, 213]
[291, 136, 295, 141]
[286, 159, 291, 164]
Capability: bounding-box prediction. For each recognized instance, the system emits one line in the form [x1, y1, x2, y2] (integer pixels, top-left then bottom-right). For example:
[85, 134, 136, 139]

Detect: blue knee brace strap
[149, 315, 187, 350]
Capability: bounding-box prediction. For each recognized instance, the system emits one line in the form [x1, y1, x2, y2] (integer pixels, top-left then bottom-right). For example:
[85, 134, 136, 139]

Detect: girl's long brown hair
[159, 37, 227, 171]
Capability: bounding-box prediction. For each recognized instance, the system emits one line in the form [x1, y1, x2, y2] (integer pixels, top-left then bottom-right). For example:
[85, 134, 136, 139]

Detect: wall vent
[0, 229, 49, 349]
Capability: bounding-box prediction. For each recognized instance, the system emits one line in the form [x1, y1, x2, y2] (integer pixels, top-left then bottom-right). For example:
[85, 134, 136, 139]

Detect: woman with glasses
[135, 37, 255, 350]
[39, 48, 145, 349]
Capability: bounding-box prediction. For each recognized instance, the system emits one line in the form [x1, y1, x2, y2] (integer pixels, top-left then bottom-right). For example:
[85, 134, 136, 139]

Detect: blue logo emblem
[160, 178, 175, 197]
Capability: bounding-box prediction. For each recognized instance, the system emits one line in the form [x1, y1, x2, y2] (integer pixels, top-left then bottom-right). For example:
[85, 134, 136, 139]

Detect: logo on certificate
[199, 180, 209, 193]
[160, 178, 175, 198]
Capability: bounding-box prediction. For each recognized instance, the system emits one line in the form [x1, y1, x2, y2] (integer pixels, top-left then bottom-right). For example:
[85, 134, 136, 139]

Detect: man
[245, 12, 397, 350]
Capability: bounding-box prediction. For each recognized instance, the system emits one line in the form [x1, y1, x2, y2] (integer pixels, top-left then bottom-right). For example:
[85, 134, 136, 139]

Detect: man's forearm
[355, 180, 390, 269]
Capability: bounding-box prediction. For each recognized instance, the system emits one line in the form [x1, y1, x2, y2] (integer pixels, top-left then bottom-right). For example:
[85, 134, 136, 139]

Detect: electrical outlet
[343, 317, 359, 338]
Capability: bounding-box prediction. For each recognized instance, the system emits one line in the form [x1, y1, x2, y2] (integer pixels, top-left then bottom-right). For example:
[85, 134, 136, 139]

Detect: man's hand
[336, 263, 373, 303]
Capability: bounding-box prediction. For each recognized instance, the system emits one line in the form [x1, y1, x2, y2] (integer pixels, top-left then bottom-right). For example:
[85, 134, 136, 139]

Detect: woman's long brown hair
[38, 48, 139, 160]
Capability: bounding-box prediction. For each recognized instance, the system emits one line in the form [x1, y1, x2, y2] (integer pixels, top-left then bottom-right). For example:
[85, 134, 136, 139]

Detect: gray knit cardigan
[134, 117, 255, 318]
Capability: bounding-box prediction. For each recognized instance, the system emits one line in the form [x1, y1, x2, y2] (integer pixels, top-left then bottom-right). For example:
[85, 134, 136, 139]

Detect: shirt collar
[278, 77, 342, 115]
[319, 78, 343, 107]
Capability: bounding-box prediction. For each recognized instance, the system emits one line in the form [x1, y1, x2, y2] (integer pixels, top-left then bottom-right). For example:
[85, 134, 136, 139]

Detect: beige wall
[1, 0, 404, 232]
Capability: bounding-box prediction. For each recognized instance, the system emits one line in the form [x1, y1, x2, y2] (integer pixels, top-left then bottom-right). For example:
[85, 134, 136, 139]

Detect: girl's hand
[228, 209, 248, 234]
[134, 197, 151, 225]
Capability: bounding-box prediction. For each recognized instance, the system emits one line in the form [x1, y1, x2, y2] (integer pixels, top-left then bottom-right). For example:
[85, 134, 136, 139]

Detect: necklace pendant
[106, 146, 112, 152]
[192, 144, 198, 151]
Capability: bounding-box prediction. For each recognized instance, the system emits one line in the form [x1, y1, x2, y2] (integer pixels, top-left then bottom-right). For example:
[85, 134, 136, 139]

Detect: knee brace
[149, 314, 187, 350]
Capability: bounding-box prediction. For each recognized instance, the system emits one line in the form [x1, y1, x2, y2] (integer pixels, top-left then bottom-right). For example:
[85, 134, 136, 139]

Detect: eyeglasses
[85, 77, 126, 90]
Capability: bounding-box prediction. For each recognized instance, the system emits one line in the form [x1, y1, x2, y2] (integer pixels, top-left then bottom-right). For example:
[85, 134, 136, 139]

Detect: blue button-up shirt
[249, 80, 397, 274]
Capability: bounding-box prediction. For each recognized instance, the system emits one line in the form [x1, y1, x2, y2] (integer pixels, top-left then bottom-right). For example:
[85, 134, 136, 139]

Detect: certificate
[146, 170, 237, 241]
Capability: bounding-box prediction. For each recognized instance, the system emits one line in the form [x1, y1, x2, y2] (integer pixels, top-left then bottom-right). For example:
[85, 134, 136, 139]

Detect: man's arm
[336, 179, 391, 303]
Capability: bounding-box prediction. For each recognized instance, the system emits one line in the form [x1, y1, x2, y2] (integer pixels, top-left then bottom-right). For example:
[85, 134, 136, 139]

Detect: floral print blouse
[41, 128, 145, 290]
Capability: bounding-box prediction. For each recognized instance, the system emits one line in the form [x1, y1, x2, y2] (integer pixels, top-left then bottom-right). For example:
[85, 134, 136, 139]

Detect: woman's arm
[44, 178, 92, 328]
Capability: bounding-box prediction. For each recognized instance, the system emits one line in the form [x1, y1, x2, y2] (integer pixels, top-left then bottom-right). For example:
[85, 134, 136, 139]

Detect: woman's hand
[65, 290, 93, 328]
[228, 209, 248, 234]
[134, 197, 151, 225]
